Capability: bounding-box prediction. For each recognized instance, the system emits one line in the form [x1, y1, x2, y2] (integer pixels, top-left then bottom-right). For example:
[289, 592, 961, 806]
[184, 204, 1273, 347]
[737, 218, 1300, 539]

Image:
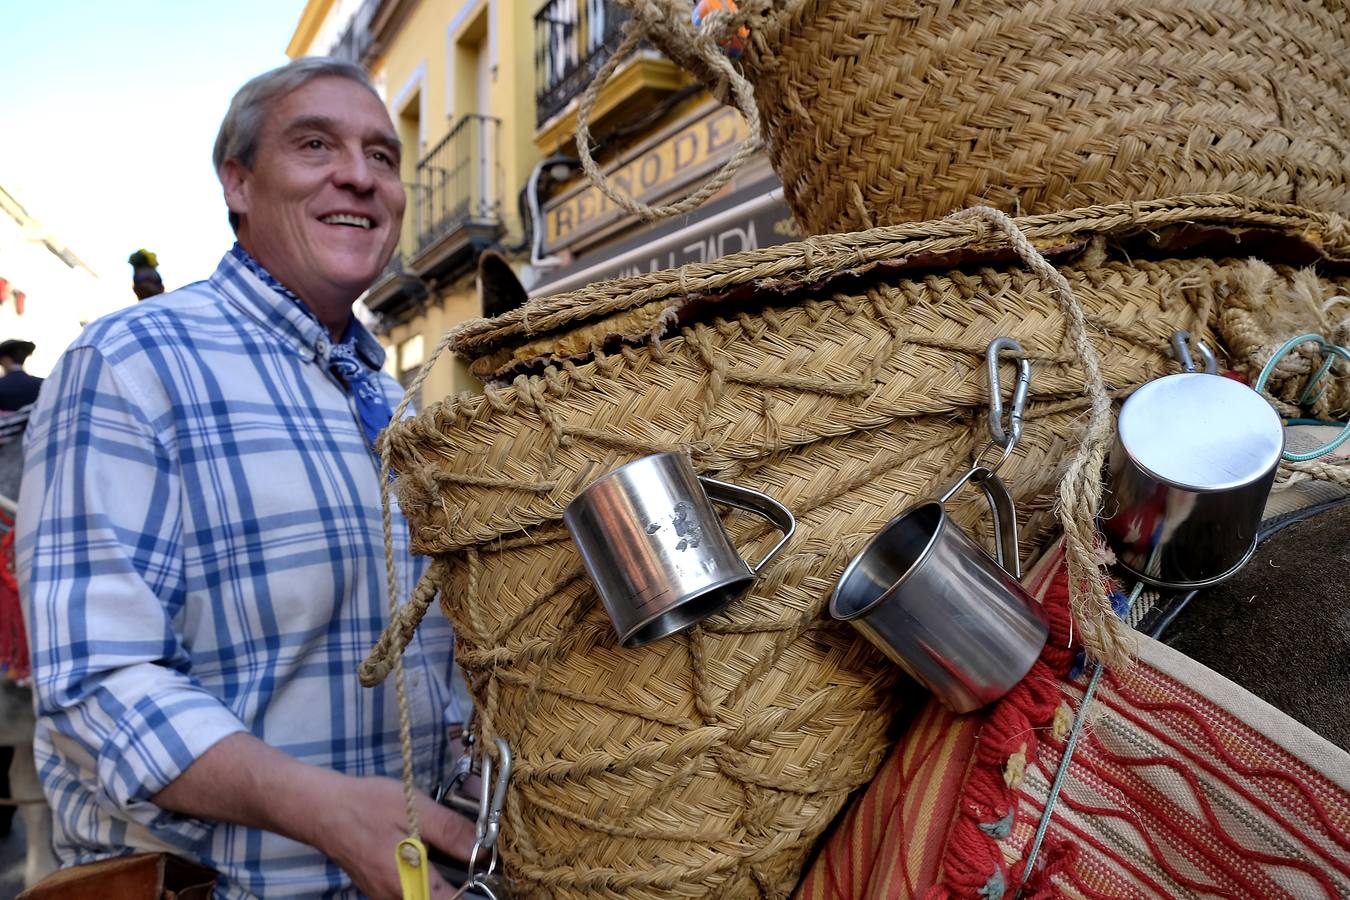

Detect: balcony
[534, 0, 631, 127]
[362, 249, 431, 334]
[411, 114, 503, 259]
[364, 118, 502, 319]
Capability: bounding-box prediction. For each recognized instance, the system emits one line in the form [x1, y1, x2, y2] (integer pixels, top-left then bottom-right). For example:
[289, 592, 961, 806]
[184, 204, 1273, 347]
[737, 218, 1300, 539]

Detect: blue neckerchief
[229, 243, 393, 450]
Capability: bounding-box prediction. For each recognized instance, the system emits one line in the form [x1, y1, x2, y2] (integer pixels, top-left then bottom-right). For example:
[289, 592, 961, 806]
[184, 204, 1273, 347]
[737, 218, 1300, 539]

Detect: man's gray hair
[214, 57, 382, 229]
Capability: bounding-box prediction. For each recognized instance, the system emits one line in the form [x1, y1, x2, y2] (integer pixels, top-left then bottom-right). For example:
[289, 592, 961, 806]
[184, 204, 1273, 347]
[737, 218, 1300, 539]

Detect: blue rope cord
[1015, 580, 1146, 897]
[1252, 333, 1350, 462]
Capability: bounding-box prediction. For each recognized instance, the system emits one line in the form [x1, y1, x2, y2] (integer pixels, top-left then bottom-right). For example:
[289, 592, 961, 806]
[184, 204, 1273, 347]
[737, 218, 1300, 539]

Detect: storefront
[532, 99, 799, 298]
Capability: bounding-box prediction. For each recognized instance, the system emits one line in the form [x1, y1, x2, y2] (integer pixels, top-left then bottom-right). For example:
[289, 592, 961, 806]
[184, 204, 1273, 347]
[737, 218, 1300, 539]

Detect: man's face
[221, 76, 405, 309]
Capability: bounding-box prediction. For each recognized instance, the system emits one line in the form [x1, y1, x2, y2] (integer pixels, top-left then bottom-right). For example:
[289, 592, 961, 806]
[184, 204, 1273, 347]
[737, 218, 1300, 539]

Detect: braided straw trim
[449, 194, 1350, 358]
[1278, 457, 1350, 488]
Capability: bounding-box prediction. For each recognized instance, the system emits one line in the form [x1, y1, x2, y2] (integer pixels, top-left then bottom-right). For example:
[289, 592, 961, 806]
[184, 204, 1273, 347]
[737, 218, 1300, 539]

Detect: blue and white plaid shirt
[16, 251, 459, 898]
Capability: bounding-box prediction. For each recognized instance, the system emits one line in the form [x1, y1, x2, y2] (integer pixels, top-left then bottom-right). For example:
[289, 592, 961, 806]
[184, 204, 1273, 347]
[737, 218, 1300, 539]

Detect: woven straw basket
[380, 197, 1350, 899]
[613, 0, 1350, 234]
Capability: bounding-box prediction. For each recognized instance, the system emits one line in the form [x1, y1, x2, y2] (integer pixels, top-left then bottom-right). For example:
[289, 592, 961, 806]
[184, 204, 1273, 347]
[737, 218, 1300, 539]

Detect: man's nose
[333, 148, 376, 193]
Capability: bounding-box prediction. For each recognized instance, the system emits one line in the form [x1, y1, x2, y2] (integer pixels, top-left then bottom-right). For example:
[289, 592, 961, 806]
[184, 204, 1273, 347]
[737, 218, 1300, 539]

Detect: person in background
[17, 58, 471, 899]
[128, 249, 165, 301]
[0, 340, 41, 848]
[0, 341, 41, 412]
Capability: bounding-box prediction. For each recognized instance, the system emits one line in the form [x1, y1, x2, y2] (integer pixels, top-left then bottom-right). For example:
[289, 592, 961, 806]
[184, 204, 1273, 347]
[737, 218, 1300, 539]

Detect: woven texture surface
[617, 0, 1350, 234]
[384, 198, 1350, 898]
[1219, 260, 1350, 419]
[450, 196, 1350, 364]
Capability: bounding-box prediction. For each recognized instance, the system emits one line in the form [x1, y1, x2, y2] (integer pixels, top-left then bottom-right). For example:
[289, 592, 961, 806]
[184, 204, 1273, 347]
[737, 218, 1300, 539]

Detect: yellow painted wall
[286, 0, 336, 58]
[375, 1, 540, 403]
[383, 278, 479, 404]
[494, 2, 540, 243]
[375, 0, 537, 226]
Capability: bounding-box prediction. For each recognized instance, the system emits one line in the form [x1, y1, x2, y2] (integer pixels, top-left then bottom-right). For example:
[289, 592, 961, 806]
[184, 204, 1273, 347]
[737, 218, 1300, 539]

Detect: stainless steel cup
[564, 452, 796, 648]
[829, 467, 1049, 713]
[1099, 369, 1284, 590]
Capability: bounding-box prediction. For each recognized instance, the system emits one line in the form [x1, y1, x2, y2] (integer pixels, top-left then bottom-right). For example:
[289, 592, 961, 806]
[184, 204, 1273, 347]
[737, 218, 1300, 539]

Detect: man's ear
[219, 159, 251, 220]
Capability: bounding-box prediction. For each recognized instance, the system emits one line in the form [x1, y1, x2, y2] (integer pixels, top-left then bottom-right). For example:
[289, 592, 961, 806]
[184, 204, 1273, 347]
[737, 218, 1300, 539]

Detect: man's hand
[310, 775, 476, 899]
[153, 733, 476, 899]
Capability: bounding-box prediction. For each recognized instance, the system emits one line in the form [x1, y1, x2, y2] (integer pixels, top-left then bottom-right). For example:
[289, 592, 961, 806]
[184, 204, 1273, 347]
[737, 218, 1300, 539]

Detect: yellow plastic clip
[396, 837, 431, 900]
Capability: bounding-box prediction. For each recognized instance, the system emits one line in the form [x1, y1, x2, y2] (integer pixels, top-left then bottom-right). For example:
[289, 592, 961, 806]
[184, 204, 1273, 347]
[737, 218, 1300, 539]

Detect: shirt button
[315, 336, 330, 356]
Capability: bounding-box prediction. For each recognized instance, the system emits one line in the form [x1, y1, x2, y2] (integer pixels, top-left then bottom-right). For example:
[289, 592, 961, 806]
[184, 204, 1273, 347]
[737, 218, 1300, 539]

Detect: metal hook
[1170, 331, 1217, 375]
[437, 754, 479, 817]
[936, 466, 1021, 579]
[464, 737, 512, 888]
[479, 738, 511, 864]
[986, 337, 1031, 450]
[434, 709, 482, 817]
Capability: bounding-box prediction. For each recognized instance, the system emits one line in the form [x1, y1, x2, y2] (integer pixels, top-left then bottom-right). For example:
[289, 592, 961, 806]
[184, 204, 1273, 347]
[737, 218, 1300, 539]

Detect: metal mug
[1099, 332, 1284, 589]
[829, 465, 1049, 713]
[564, 452, 796, 648]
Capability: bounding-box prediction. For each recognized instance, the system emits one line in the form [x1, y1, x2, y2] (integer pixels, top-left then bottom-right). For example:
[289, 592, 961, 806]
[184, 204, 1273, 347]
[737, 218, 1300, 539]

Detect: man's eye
[372, 151, 395, 165]
[305, 139, 326, 150]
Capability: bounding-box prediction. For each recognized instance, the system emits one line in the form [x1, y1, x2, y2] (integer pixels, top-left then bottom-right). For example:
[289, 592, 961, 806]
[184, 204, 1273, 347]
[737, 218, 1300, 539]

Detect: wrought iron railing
[534, 0, 630, 126]
[412, 115, 502, 256]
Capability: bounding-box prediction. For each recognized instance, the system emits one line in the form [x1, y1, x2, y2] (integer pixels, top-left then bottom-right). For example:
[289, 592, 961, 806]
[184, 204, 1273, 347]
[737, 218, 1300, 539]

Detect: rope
[574, 3, 763, 221]
[947, 206, 1130, 669]
[1279, 457, 1350, 487]
[358, 563, 446, 688]
[452, 194, 1349, 357]
[369, 327, 460, 845]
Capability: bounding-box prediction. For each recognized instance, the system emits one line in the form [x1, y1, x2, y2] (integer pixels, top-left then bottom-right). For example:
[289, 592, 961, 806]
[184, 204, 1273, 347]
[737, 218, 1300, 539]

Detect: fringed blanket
[797, 540, 1350, 899]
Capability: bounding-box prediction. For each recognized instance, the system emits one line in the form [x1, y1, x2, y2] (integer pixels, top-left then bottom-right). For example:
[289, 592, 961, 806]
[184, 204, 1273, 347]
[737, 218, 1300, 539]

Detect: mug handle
[699, 477, 797, 575]
[938, 466, 1022, 580]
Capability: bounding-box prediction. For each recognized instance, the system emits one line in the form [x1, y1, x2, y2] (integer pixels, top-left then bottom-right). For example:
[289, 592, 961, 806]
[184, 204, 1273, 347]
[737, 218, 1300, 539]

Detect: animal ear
[477, 250, 529, 319]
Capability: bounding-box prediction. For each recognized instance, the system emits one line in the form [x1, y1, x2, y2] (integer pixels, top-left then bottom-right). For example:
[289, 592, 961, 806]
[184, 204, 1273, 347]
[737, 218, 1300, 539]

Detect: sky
[3, 0, 308, 297]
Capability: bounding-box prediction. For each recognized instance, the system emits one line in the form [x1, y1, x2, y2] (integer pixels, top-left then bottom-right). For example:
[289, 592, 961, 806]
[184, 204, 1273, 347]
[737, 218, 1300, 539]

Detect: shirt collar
[209, 246, 387, 371]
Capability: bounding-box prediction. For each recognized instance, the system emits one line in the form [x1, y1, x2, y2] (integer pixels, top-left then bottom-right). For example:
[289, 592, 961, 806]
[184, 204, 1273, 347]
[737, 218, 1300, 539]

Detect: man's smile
[318, 213, 375, 229]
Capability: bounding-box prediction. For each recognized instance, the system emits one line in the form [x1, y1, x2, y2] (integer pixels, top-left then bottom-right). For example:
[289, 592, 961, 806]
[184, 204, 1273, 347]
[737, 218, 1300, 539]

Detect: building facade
[0, 185, 116, 377]
[525, 1, 798, 302]
[286, 0, 796, 403]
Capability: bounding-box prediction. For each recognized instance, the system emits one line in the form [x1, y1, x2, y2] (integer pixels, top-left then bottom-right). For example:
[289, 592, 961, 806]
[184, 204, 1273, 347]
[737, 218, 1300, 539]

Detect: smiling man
[16, 59, 472, 899]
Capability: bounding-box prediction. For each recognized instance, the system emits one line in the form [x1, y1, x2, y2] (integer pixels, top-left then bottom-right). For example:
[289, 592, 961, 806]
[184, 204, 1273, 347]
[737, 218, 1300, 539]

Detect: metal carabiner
[1170, 330, 1217, 375]
[478, 738, 511, 868]
[463, 736, 512, 890]
[985, 337, 1031, 455]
